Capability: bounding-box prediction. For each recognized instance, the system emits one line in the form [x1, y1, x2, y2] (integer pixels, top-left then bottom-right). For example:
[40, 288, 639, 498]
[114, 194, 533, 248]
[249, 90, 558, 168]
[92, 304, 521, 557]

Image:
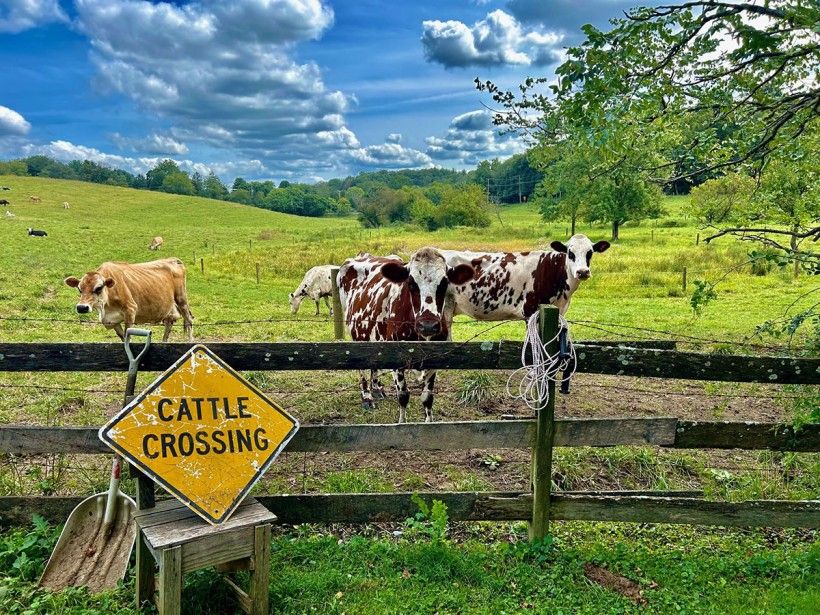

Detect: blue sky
[0, 0, 641, 183]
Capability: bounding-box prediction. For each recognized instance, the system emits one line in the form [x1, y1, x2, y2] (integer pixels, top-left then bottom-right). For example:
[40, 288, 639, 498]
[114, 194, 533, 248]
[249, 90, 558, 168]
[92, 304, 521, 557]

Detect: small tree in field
[585, 169, 663, 241]
[689, 174, 755, 224]
[532, 145, 592, 236]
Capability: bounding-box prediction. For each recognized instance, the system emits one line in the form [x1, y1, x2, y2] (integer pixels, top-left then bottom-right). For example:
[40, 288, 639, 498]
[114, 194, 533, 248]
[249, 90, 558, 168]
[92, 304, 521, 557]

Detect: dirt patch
[584, 563, 650, 605]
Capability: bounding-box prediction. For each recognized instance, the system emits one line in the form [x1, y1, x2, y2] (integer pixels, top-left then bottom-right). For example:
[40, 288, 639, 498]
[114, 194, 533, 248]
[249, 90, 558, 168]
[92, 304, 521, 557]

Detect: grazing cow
[29, 195, 41, 203]
[439, 234, 610, 322]
[64, 258, 194, 341]
[27, 228, 48, 237]
[148, 236, 164, 251]
[338, 248, 474, 422]
[289, 265, 334, 315]
[0, 199, 9, 206]
[1, 186, 10, 190]
[5, 211, 14, 218]
[62, 202, 70, 209]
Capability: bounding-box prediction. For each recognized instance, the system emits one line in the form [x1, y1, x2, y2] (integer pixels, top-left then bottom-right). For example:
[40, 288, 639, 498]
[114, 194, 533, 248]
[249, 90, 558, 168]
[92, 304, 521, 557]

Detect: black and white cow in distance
[439, 234, 610, 321]
[338, 248, 474, 423]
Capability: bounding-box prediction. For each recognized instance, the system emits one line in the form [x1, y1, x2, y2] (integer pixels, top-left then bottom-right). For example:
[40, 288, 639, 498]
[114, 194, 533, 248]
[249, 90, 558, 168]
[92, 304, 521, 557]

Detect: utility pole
[518, 176, 522, 203]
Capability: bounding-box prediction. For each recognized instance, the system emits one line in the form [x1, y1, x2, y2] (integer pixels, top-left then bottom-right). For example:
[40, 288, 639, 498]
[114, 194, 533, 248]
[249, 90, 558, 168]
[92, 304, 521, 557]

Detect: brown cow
[29, 195, 42, 203]
[338, 248, 474, 422]
[148, 236, 164, 251]
[65, 258, 194, 341]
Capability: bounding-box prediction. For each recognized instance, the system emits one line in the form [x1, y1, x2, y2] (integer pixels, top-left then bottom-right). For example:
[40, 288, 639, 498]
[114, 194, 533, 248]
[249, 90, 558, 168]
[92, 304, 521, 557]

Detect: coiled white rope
[506, 311, 577, 411]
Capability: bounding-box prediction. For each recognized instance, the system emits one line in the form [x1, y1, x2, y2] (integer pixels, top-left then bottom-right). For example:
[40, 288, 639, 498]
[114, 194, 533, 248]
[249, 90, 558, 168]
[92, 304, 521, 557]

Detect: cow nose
[416, 319, 441, 337]
[76, 304, 90, 314]
[577, 270, 591, 280]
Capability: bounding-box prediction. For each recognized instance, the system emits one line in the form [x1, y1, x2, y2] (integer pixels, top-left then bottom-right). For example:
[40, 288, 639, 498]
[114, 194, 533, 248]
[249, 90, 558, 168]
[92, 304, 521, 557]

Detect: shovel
[40, 328, 152, 593]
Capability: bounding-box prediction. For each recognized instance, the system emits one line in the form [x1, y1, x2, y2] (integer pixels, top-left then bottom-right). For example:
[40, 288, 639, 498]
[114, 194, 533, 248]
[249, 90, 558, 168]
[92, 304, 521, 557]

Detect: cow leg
[371, 369, 386, 400]
[174, 292, 194, 341]
[324, 295, 333, 316]
[359, 370, 375, 410]
[314, 300, 320, 316]
[112, 323, 126, 340]
[162, 319, 174, 342]
[394, 369, 409, 424]
[421, 371, 437, 423]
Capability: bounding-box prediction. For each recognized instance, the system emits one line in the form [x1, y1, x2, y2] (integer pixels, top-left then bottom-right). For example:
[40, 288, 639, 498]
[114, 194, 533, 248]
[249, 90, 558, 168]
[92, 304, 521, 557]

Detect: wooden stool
[134, 497, 276, 615]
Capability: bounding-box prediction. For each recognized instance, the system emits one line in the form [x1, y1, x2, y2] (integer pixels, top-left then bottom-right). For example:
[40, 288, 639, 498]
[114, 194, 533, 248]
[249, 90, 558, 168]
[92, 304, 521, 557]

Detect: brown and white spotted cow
[338, 248, 474, 423]
[439, 234, 610, 322]
[65, 258, 194, 341]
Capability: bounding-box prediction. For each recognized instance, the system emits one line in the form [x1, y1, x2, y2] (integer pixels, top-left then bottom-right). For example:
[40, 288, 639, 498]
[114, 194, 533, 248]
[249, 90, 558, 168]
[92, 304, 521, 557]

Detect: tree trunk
[571, 214, 577, 236]
[791, 230, 799, 279]
[611, 220, 620, 241]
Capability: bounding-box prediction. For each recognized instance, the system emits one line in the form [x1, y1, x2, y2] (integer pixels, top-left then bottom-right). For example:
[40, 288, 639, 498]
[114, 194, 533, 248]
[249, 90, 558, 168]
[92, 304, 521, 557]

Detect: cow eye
[93, 286, 103, 294]
[567, 250, 575, 261]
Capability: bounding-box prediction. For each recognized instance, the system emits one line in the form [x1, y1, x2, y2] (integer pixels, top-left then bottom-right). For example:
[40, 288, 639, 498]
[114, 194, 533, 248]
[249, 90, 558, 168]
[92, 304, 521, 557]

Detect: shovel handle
[103, 456, 123, 526]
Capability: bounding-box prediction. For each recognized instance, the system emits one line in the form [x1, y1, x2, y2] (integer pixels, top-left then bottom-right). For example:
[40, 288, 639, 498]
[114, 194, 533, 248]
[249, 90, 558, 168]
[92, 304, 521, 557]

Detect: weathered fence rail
[1, 419, 818, 455]
[2, 493, 817, 529]
[1, 342, 818, 383]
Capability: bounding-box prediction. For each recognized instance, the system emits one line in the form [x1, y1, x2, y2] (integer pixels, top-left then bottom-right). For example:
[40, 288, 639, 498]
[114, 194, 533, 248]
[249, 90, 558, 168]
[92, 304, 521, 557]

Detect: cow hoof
[560, 383, 570, 395]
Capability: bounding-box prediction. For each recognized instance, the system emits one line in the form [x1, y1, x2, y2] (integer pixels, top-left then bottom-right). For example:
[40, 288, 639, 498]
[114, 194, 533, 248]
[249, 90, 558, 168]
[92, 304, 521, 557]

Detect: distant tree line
[0, 152, 543, 229]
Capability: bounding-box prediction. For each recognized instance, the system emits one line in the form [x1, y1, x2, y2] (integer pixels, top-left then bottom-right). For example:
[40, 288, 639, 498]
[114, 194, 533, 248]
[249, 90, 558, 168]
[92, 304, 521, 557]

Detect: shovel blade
[39, 492, 137, 593]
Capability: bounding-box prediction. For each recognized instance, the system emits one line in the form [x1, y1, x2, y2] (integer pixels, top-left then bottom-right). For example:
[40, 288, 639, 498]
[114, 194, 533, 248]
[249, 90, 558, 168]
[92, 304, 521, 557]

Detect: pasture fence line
[0, 305, 818, 537]
[0, 313, 807, 354]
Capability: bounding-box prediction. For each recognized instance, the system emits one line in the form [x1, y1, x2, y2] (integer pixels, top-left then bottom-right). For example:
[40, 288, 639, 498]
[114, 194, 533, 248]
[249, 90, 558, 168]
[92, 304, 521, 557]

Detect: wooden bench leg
[249, 524, 271, 615]
[136, 533, 156, 611]
[158, 546, 182, 615]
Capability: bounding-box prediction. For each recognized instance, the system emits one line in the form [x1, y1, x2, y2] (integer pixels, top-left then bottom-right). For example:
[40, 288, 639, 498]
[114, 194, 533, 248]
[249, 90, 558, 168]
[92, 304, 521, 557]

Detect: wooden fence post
[682, 267, 687, 292]
[330, 267, 345, 340]
[200, 258, 204, 274]
[256, 263, 260, 285]
[696, 233, 700, 245]
[249, 239, 252, 251]
[530, 304, 559, 541]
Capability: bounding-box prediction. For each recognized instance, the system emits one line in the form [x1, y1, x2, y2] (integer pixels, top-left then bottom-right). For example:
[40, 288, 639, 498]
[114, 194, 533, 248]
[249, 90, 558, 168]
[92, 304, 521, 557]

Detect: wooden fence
[1, 311, 819, 533]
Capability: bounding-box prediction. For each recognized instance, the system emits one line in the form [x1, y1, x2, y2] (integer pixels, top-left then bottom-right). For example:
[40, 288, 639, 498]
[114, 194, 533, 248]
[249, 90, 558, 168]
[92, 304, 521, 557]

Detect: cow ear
[447, 264, 474, 285]
[550, 241, 567, 253]
[380, 262, 410, 284]
[593, 240, 611, 253]
[104, 277, 116, 288]
[64, 276, 80, 288]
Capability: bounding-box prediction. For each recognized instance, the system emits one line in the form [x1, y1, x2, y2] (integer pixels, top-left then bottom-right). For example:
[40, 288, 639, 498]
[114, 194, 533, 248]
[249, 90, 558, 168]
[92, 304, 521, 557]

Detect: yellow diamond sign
[100, 345, 299, 524]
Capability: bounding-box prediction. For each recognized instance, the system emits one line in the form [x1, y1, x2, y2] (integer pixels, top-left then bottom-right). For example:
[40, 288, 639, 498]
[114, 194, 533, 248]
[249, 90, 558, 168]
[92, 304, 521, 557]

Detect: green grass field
[1, 175, 816, 346]
[0, 176, 817, 613]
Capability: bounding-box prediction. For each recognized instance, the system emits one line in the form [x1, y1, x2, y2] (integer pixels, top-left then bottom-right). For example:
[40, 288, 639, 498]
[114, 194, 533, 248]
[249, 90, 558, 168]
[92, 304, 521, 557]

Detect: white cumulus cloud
[425, 110, 526, 165]
[422, 9, 562, 68]
[111, 132, 189, 155]
[0, 0, 67, 33]
[0, 106, 31, 136]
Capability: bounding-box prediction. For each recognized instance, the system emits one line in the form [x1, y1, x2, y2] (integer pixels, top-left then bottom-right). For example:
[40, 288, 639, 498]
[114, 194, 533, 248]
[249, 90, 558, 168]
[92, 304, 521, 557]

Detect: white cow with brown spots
[65, 258, 194, 341]
[338, 248, 474, 422]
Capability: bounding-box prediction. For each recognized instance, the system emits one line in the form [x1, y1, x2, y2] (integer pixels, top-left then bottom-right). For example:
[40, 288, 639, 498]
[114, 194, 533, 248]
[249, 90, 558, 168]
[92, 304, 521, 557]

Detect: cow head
[64, 272, 115, 314]
[288, 291, 305, 314]
[380, 248, 474, 339]
[550, 234, 610, 281]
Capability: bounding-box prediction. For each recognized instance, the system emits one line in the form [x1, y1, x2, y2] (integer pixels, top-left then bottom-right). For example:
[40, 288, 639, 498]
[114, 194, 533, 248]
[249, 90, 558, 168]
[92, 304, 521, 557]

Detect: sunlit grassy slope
[0, 176, 816, 345]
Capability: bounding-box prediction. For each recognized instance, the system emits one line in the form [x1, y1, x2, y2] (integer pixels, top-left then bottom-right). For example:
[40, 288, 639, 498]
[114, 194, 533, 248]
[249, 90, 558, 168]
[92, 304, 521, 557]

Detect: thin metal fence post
[330, 267, 345, 340]
[530, 304, 559, 541]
